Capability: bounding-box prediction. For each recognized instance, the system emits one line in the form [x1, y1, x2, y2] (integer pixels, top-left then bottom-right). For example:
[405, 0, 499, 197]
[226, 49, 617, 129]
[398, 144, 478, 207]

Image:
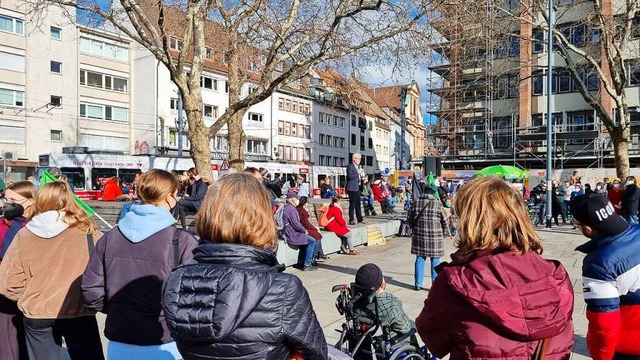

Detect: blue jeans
[625, 215, 639, 226]
[538, 202, 547, 224]
[415, 256, 440, 288]
[299, 235, 316, 267]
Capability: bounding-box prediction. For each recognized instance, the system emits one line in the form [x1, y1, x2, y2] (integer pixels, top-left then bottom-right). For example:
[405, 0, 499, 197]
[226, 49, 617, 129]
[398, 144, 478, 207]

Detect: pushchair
[332, 283, 435, 360]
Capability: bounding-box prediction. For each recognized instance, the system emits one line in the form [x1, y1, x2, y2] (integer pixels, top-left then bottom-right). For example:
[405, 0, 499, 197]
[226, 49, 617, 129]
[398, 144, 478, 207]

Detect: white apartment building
[385, 107, 413, 171]
[0, 2, 134, 180]
[312, 100, 349, 168]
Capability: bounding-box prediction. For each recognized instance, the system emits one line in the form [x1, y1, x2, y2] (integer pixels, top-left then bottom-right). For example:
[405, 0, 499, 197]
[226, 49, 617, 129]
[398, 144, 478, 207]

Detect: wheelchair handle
[332, 284, 349, 293]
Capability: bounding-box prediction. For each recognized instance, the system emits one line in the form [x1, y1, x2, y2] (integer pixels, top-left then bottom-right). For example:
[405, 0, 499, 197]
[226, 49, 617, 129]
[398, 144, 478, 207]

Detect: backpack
[317, 204, 334, 227]
[273, 202, 286, 231]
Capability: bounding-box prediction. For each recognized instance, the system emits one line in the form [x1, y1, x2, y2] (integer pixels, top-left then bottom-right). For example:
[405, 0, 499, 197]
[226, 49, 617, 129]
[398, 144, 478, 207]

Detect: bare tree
[500, 0, 639, 178]
[30, 0, 429, 176]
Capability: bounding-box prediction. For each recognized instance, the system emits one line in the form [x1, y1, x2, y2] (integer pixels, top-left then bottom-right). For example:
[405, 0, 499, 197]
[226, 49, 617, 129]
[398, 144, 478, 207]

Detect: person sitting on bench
[173, 168, 208, 230]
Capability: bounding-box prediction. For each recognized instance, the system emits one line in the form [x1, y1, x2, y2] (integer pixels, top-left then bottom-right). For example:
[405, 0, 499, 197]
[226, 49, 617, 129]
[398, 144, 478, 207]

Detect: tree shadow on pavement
[573, 334, 590, 357]
[316, 263, 418, 291]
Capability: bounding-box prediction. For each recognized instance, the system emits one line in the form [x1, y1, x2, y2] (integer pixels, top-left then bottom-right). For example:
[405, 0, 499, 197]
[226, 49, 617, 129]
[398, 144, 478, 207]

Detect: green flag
[40, 170, 96, 216]
[427, 171, 440, 200]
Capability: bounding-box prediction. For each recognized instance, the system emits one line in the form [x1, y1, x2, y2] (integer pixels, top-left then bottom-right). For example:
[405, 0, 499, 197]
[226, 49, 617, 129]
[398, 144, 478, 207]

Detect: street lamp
[545, 0, 554, 228]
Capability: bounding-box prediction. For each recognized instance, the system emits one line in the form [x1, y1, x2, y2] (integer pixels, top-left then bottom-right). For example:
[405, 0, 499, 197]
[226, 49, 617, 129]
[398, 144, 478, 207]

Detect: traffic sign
[220, 159, 230, 171]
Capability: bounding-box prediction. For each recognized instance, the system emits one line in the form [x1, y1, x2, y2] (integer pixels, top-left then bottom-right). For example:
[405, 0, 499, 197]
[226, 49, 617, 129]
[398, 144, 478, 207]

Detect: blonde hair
[453, 177, 542, 254]
[196, 172, 277, 249]
[34, 181, 96, 233]
[137, 169, 178, 205]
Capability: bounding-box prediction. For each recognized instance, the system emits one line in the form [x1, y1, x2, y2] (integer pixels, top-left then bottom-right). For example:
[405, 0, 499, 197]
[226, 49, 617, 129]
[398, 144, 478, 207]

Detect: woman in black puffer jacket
[163, 172, 328, 360]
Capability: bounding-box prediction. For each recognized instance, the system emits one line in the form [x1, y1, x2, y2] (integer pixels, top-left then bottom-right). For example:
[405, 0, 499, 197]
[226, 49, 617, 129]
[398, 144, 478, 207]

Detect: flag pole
[94, 213, 113, 229]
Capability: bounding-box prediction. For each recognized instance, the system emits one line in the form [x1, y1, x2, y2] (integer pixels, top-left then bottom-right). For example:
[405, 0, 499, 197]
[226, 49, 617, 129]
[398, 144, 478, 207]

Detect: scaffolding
[424, 1, 612, 170]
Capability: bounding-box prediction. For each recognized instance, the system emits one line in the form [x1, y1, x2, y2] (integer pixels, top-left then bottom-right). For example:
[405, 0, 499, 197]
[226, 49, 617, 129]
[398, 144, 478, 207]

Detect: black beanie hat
[355, 263, 384, 290]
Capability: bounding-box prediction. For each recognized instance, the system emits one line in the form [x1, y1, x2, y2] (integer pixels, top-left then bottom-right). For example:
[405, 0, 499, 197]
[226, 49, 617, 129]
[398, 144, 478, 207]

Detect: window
[532, 29, 544, 53]
[368, 138, 373, 149]
[80, 134, 128, 152]
[532, 73, 544, 95]
[351, 133, 356, 146]
[319, 134, 325, 145]
[278, 98, 284, 110]
[50, 95, 62, 107]
[224, 81, 229, 93]
[249, 113, 263, 122]
[79, 70, 128, 92]
[0, 51, 24, 72]
[170, 98, 179, 111]
[50, 61, 62, 74]
[285, 99, 291, 111]
[326, 135, 332, 146]
[201, 76, 218, 90]
[223, 52, 230, 64]
[0, 89, 24, 107]
[0, 125, 25, 143]
[278, 121, 285, 134]
[630, 62, 640, 86]
[51, 130, 62, 142]
[304, 104, 310, 115]
[246, 139, 267, 154]
[292, 101, 298, 113]
[80, 102, 128, 122]
[170, 36, 183, 50]
[366, 156, 373, 167]
[284, 122, 290, 135]
[50, 26, 61, 40]
[558, 70, 571, 93]
[304, 126, 311, 139]
[203, 104, 218, 118]
[351, 115, 356, 127]
[0, 15, 23, 35]
[80, 37, 129, 62]
[205, 47, 213, 59]
[291, 123, 297, 136]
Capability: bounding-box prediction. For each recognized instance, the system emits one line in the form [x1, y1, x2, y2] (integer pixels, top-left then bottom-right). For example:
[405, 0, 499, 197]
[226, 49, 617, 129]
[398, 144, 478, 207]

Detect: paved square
[295, 227, 590, 359]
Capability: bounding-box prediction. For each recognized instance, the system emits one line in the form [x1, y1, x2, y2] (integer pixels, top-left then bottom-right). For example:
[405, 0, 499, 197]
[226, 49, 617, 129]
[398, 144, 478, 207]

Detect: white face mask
[627, 180, 635, 186]
[614, 183, 620, 188]
[596, 186, 602, 190]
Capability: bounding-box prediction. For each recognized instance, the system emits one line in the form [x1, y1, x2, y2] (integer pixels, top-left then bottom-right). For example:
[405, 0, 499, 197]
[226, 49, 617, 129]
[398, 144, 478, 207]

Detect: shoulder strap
[531, 338, 550, 360]
[414, 202, 430, 220]
[172, 228, 183, 268]
[87, 233, 94, 255]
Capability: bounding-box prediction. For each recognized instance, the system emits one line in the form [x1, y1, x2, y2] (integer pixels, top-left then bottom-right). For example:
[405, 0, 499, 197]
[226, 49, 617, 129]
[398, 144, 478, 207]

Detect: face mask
[596, 186, 602, 190]
[627, 180, 635, 186]
[444, 202, 451, 207]
[3, 202, 25, 220]
[614, 183, 620, 188]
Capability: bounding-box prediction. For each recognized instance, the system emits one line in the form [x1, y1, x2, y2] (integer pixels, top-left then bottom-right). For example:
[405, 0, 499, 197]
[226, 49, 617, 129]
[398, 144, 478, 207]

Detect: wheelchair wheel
[387, 344, 425, 360]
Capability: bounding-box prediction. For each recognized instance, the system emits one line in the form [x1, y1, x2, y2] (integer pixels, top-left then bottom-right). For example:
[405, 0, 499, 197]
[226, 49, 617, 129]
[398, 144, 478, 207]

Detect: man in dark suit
[346, 153, 364, 224]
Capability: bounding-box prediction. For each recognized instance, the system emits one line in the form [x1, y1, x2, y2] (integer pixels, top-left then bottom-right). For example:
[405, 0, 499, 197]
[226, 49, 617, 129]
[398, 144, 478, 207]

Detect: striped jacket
[576, 225, 640, 360]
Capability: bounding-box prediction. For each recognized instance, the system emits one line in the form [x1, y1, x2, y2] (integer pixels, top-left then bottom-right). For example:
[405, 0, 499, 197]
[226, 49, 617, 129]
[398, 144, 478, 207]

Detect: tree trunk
[227, 109, 247, 171]
[611, 128, 630, 180]
[183, 95, 213, 180]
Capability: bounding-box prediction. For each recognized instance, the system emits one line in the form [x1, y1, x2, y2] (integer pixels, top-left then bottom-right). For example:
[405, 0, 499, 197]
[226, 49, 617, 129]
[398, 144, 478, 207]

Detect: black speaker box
[423, 156, 441, 177]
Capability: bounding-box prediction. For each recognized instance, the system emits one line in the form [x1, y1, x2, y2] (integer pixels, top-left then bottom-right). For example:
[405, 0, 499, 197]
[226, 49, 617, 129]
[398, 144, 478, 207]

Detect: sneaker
[303, 265, 318, 271]
[340, 245, 348, 254]
[358, 220, 367, 224]
[317, 255, 330, 261]
[347, 250, 360, 256]
[349, 221, 357, 225]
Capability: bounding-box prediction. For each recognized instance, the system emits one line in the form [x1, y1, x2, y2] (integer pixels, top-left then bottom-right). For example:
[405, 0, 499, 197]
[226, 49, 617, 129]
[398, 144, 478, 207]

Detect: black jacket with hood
[162, 242, 328, 360]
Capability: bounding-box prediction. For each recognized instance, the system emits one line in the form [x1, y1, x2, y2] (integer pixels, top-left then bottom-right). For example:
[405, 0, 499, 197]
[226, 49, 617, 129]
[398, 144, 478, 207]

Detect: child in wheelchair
[353, 264, 413, 337]
[333, 263, 433, 360]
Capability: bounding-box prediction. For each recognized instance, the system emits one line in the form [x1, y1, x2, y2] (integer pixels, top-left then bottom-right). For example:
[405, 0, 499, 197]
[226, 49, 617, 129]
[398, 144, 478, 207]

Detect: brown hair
[4, 181, 37, 220]
[137, 169, 179, 205]
[453, 177, 542, 254]
[330, 196, 341, 207]
[196, 172, 277, 249]
[34, 181, 96, 233]
[6, 181, 37, 201]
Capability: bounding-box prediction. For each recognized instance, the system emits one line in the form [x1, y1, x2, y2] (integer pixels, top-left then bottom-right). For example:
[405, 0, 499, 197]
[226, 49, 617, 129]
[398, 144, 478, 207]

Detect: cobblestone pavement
[84, 225, 589, 359]
[295, 225, 590, 359]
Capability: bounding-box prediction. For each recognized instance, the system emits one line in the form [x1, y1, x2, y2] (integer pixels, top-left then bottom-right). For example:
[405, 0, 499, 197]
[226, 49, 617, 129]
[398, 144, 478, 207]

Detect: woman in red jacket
[102, 177, 130, 201]
[324, 197, 359, 255]
[416, 177, 574, 359]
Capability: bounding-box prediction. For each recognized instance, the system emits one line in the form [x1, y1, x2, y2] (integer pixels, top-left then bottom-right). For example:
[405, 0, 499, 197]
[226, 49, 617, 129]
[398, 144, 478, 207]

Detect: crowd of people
[2, 163, 640, 359]
[529, 173, 640, 228]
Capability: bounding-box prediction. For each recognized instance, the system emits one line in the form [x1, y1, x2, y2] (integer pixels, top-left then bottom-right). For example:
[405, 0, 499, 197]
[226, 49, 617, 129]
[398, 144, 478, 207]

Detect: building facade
[426, 0, 640, 170]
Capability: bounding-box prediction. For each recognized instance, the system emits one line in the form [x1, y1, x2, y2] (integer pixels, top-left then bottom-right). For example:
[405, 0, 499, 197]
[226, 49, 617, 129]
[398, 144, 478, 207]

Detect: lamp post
[545, 0, 554, 228]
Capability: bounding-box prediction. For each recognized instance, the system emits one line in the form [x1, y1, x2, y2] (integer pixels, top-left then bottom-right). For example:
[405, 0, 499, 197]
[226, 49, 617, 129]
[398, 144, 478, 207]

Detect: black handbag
[398, 219, 413, 237]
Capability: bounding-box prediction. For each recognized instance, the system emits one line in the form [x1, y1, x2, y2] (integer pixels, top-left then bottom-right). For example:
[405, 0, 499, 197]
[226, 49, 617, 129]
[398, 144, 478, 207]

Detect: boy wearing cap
[353, 264, 412, 336]
[571, 193, 640, 359]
